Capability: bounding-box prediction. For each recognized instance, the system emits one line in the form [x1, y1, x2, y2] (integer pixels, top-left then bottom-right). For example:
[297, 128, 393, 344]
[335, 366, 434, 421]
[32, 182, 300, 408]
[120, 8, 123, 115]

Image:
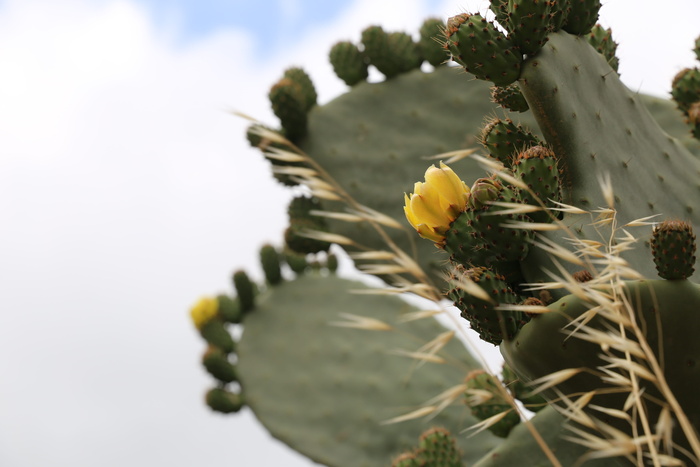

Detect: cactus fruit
[205, 388, 244, 414]
[511, 145, 563, 223]
[202, 346, 238, 383]
[651, 219, 697, 280]
[561, 0, 601, 35]
[445, 176, 533, 268]
[491, 84, 530, 113]
[480, 118, 541, 165]
[444, 13, 522, 86]
[268, 78, 307, 141]
[418, 18, 448, 67]
[671, 67, 700, 113]
[506, 0, 553, 56]
[392, 427, 463, 467]
[587, 24, 619, 73]
[329, 41, 368, 86]
[464, 369, 520, 437]
[447, 265, 527, 345]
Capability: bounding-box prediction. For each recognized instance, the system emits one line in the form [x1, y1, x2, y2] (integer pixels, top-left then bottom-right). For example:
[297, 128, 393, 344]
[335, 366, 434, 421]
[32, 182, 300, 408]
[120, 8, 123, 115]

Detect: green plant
[191, 3, 700, 466]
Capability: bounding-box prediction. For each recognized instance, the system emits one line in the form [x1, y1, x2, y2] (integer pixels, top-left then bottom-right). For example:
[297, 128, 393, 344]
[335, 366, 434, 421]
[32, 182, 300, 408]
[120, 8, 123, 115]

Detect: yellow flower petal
[190, 297, 219, 330]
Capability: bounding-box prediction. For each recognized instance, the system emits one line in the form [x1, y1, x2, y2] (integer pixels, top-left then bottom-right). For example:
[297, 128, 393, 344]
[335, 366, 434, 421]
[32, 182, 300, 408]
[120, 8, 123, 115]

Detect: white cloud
[1, 0, 698, 465]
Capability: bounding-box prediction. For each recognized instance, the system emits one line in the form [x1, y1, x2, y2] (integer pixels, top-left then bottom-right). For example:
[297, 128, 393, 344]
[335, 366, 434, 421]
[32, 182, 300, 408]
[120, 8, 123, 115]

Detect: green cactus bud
[282, 67, 317, 111]
[245, 124, 304, 187]
[447, 265, 527, 345]
[695, 34, 700, 62]
[562, 0, 601, 35]
[285, 219, 331, 254]
[391, 452, 421, 467]
[329, 41, 368, 86]
[202, 346, 238, 383]
[506, 0, 553, 56]
[199, 318, 236, 353]
[388, 31, 423, 73]
[445, 177, 533, 266]
[268, 78, 307, 141]
[511, 145, 563, 223]
[205, 388, 244, 414]
[444, 13, 522, 86]
[361, 25, 411, 79]
[232, 270, 255, 312]
[480, 118, 541, 165]
[216, 294, 242, 324]
[416, 427, 462, 467]
[465, 369, 520, 437]
[651, 220, 697, 280]
[283, 248, 308, 274]
[672, 68, 700, 113]
[550, 0, 572, 31]
[419, 18, 448, 67]
[260, 244, 283, 285]
[587, 24, 619, 73]
[326, 252, 338, 273]
[491, 83, 529, 113]
[501, 363, 546, 412]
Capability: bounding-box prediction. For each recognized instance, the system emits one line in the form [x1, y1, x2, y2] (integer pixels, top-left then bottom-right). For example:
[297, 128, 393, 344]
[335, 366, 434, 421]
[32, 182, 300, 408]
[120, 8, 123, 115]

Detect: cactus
[190, 5, 700, 466]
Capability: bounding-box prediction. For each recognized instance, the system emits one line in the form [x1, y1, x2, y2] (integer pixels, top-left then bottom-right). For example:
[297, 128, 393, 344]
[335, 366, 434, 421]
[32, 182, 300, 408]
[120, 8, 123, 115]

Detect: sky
[1, 0, 699, 466]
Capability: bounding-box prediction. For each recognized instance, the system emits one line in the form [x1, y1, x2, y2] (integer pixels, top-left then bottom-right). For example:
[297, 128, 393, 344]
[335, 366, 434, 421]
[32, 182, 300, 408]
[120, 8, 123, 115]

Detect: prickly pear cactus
[190, 3, 700, 466]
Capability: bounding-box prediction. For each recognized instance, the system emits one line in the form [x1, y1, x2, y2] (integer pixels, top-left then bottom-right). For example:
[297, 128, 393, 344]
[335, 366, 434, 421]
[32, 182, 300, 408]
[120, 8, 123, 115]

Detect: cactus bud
[205, 388, 244, 414]
[465, 369, 520, 437]
[329, 41, 368, 86]
[202, 346, 238, 383]
[651, 220, 697, 280]
[419, 18, 448, 67]
[232, 270, 256, 312]
[491, 84, 530, 113]
[260, 244, 283, 285]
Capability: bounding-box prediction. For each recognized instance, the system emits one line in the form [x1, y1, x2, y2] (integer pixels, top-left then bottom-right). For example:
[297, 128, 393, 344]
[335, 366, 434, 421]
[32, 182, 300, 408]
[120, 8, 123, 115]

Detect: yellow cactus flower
[190, 297, 219, 330]
[404, 162, 469, 244]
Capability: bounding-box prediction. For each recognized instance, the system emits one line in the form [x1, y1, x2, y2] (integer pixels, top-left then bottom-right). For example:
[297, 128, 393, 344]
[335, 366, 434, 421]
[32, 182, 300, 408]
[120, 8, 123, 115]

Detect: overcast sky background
[1, 1, 699, 466]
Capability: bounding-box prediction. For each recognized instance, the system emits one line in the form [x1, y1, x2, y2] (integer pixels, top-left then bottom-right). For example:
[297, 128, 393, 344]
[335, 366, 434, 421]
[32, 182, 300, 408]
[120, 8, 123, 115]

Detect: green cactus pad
[587, 24, 619, 73]
[491, 84, 530, 113]
[329, 41, 369, 86]
[501, 279, 700, 463]
[444, 13, 523, 86]
[561, 0, 601, 35]
[237, 273, 500, 466]
[518, 31, 700, 286]
[480, 118, 541, 165]
[419, 18, 448, 67]
[416, 427, 462, 466]
[511, 145, 563, 223]
[268, 78, 308, 141]
[282, 67, 317, 111]
[506, 0, 553, 56]
[473, 405, 624, 466]
[447, 265, 527, 345]
[651, 219, 697, 280]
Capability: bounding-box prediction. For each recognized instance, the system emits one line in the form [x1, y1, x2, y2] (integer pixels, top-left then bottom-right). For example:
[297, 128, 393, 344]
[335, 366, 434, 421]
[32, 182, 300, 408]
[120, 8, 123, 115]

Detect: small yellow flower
[404, 162, 469, 244]
[190, 297, 219, 330]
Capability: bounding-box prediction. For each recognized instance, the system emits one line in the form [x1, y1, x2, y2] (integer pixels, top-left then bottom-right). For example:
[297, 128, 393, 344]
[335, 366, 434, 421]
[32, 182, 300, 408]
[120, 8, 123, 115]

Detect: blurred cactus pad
[192, 5, 700, 467]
